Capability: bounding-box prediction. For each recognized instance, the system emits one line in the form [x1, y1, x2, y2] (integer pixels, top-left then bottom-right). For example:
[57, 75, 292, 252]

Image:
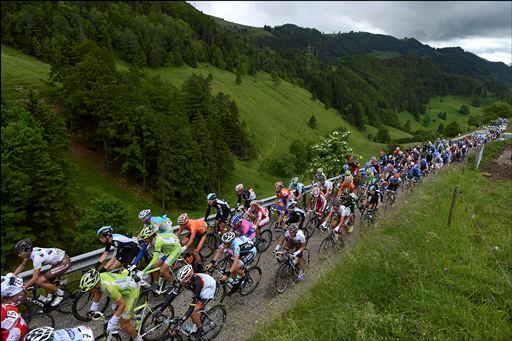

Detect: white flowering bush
[308, 129, 361, 178]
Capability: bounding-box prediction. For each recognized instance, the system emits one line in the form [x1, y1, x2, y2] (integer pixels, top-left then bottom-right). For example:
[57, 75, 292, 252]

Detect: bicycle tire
[303, 218, 315, 240]
[201, 304, 227, 340]
[26, 311, 55, 329]
[140, 303, 174, 341]
[94, 333, 122, 341]
[255, 229, 272, 252]
[19, 301, 32, 319]
[239, 266, 262, 296]
[72, 290, 111, 322]
[274, 263, 292, 294]
[213, 282, 226, 304]
[318, 235, 335, 260]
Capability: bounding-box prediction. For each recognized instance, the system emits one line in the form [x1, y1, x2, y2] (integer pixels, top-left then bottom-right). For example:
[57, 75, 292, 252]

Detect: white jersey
[30, 247, 65, 269]
[284, 229, 306, 244]
[52, 326, 94, 341]
[1, 274, 23, 297]
[337, 205, 350, 217]
[323, 179, 333, 191]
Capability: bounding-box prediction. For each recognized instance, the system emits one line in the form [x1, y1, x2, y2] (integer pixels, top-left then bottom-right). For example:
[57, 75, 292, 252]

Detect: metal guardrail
[19, 177, 338, 280]
[18, 124, 506, 280]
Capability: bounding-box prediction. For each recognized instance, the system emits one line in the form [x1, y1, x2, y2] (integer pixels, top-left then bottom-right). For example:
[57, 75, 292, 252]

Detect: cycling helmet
[250, 200, 259, 207]
[317, 168, 323, 173]
[177, 213, 189, 225]
[288, 223, 299, 234]
[349, 193, 358, 201]
[97, 226, 113, 237]
[178, 264, 194, 283]
[231, 213, 243, 225]
[312, 187, 320, 198]
[286, 201, 296, 210]
[139, 225, 156, 239]
[221, 231, 236, 244]
[207, 193, 216, 201]
[235, 184, 244, 192]
[79, 268, 100, 292]
[24, 327, 54, 341]
[291, 177, 299, 185]
[275, 181, 283, 189]
[365, 168, 372, 176]
[138, 209, 151, 222]
[14, 238, 33, 253]
[343, 164, 349, 171]
[345, 170, 351, 176]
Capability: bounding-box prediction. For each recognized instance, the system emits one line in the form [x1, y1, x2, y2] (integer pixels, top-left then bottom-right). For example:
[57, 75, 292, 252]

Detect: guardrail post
[475, 144, 484, 170]
[447, 185, 459, 227]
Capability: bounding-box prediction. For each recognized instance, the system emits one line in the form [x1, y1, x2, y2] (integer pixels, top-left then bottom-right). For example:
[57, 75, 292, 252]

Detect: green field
[252, 160, 512, 340]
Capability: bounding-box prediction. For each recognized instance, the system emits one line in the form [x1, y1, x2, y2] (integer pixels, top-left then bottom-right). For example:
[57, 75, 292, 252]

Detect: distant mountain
[222, 22, 511, 86]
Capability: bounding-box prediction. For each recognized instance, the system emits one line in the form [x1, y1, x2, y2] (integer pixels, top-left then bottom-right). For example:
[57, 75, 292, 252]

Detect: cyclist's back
[51, 326, 94, 341]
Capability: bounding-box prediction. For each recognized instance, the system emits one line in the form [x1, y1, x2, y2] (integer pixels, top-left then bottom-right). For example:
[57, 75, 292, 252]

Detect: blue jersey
[230, 236, 256, 257]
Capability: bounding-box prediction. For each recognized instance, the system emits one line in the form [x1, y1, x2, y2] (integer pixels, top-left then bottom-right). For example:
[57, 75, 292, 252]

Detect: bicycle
[384, 189, 398, 208]
[210, 264, 262, 298]
[302, 210, 324, 240]
[24, 276, 74, 314]
[274, 250, 310, 294]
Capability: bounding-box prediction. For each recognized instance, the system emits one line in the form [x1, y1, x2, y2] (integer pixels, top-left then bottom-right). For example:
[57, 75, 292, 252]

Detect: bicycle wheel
[303, 218, 316, 240]
[239, 266, 262, 296]
[54, 288, 73, 314]
[217, 255, 232, 272]
[274, 263, 292, 294]
[141, 303, 175, 341]
[26, 312, 55, 329]
[302, 249, 311, 268]
[255, 229, 272, 252]
[201, 304, 227, 340]
[213, 282, 226, 304]
[200, 243, 215, 263]
[318, 235, 335, 260]
[72, 290, 111, 321]
[18, 301, 32, 319]
[94, 332, 122, 341]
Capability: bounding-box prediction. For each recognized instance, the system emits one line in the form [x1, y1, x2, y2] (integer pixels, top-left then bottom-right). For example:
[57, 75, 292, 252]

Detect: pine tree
[308, 115, 317, 129]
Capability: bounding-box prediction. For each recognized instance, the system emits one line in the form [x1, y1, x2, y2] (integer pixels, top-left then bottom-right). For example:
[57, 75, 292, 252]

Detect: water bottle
[183, 323, 191, 333]
[134, 313, 142, 330]
[226, 277, 234, 289]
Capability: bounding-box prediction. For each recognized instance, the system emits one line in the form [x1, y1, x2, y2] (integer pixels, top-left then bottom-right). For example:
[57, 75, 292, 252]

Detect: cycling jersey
[313, 192, 327, 215]
[367, 190, 383, 204]
[237, 189, 256, 209]
[142, 232, 181, 274]
[322, 180, 333, 194]
[235, 220, 256, 240]
[1, 274, 23, 297]
[104, 234, 138, 254]
[50, 326, 94, 341]
[286, 208, 306, 228]
[249, 206, 269, 226]
[205, 199, 231, 222]
[337, 180, 355, 196]
[1, 304, 27, 341]
[332, 204, 350, 218]
[284, 229, 306, 245]
[30, 247, 65, 269]
[289, 182, 305, 194]
[99, 272, 139, 319]
[183, 219, 207, 236]
[163, 273, 216, 321]
[275, 189, 290, 212]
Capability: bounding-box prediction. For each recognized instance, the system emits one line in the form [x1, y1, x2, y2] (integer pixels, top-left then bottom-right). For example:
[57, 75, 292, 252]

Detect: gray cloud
[189, 1, 512, 63]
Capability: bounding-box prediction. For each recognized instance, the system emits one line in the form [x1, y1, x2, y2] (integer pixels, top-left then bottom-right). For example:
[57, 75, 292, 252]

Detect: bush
[459, 105, 470, 115]
[375, 127, 391, 143]
[308, 115, 317, 129]
[443, 121, 462, 137]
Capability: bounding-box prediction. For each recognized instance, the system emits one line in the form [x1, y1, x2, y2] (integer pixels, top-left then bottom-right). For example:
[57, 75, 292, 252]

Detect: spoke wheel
[201, 305, 227, 340]
[94, 333, 122, 341]
[213, 282, 226, 304]
[274, 263, 292, 294]
[239, 266, 262, 296]
[255, 229, 272, 252]
[72, 290, 111, 321]
[26, 312, 55, 329]
[140, 303, 174, 341]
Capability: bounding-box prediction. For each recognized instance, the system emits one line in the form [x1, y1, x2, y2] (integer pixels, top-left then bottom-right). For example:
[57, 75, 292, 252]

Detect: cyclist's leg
[119, 288, 140, 338]
[163, 248, 181, 283]
[39, 255, 71, 294]
[193, 234, 207, 263]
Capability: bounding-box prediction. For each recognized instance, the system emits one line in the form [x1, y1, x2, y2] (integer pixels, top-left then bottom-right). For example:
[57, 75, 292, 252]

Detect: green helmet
[79, 268, 100, 292]
[139, 225, 156, 239]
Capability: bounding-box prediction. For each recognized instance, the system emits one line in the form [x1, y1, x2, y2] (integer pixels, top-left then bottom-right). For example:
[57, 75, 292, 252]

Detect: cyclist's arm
[23, 267, 41, 289]
[230, 255, 240, 274]
[181, 277, 202, 321]
[141, 249, 160, 274]
[13, 258, 28, 276]
[132, 242, 147, 267]
[211, 245, 224, 263]
[293, 243, 305, 257]
[159, 284, 181, 313]
[204, 205, 211, 221]
[184, 230, 196, 250]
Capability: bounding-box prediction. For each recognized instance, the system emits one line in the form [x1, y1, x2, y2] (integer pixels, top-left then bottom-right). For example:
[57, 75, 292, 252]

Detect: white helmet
[177, 213, 189, 225]
[235, 184, 244, 192]
[24, 327, 54, 341]
[221, 231, 236, 244]
[177, 264, 194, 282]
[138, 209, 151, 221]
[312, 187, 320, 198]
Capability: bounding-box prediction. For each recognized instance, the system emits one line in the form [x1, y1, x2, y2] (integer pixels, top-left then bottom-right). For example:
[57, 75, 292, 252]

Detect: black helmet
[15, 238, 33, 253]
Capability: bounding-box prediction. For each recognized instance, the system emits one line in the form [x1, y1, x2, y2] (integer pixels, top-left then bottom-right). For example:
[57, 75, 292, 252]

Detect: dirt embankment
[480, 144, 512, 180]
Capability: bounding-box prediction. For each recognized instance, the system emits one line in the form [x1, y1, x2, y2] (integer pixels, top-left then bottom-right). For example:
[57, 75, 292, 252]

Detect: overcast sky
[189, 1, 512, 65]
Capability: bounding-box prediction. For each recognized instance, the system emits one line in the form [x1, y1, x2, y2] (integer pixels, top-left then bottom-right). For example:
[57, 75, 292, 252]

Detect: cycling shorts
[115, 247, 139, 267]
[387, 183, 399, 192]
[121, 287, 140, 320]
[238, 252, 256, 268]
[258, 216, 270, 227]
[44, 255, 71, 281]
[216, 211, 230, 224]
[159, 248, 181, 267]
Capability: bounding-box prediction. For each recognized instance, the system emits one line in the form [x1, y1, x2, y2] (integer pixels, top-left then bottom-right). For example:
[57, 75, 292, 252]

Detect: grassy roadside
[251, 163, 512, 340]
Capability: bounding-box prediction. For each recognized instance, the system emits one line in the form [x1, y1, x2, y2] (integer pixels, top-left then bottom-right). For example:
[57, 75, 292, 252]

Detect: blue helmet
[207, 193, 216, 201]
[97, 226, 113, 237]
[343, 164, 349, 171]
[231, 213, 243, 225]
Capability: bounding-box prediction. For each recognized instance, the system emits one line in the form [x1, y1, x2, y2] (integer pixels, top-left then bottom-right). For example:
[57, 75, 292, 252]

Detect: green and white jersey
[142, 231, 181, 274]
[99, 272, 138, 301]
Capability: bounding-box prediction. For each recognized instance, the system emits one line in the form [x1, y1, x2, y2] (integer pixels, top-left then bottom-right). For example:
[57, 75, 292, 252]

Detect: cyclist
[24, 326, 94, 341]
[1, 274, 25, 306]
[308, 187, 327, 220]
[160, 265, 216, 339]
[407, 163, 422, 182]
[366, 185, 383, 211]
[321, 198, 351, 241]
[230, 213, 256, 240]
[96, 226, 140, 272]
[13, 239, 70, 307]
[205, 193, 231, 233]
[337, 173, 355, 196]
[234, 184, 256, 211]
[313, 168, 326, 184]
[274, 182, 290, 227]
[138, 225, 181, 292]
[347, 155, 359, 176]
[288, 177, 306, 207]
[176, 213, 207, 266]
[79, 268, 142, 341]
[138, 209, 173, 233]
[274, 224, 306, 281]
[248, 200, 270, 237]
[285, 201, 306, 230]
[320, 178, 334, 199]
[205, 232, 257, 294]
[387, 172, 402, 198]
[1, 303, 27, 341]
